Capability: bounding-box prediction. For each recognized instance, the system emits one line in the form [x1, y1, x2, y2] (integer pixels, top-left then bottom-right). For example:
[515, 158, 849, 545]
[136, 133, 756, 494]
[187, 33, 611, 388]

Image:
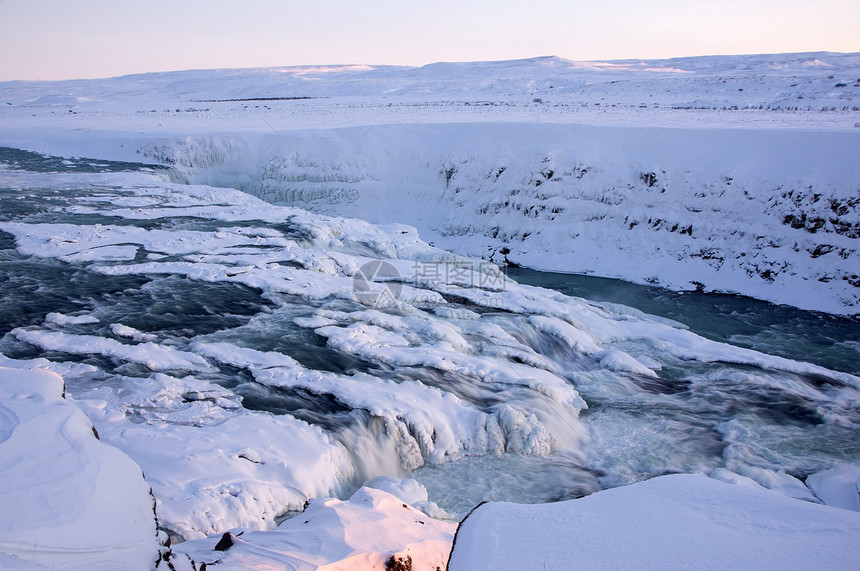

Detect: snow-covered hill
[2, 52, 858, 117]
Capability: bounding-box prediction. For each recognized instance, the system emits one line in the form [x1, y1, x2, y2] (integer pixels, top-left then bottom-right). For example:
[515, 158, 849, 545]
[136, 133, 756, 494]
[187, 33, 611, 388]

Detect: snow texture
[448, 473, 860, 570]
[0, 52, 859, 568]
[806, 464, 860, 512]
[173, 484, 455, 571]
[0, 364, 159, 570]
[1, 166, 858, 544]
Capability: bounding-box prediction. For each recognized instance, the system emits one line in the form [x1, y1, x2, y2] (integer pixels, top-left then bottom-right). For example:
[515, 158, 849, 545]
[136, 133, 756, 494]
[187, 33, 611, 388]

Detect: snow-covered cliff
[142, 123, 860, 314]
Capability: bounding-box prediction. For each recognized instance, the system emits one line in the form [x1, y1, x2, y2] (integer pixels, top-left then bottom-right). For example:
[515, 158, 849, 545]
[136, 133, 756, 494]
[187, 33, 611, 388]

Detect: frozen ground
[0, 52, 858, 569]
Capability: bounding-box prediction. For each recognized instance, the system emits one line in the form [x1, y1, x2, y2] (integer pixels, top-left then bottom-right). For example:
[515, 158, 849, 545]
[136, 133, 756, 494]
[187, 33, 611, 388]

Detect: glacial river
[1, 146, 858, 527]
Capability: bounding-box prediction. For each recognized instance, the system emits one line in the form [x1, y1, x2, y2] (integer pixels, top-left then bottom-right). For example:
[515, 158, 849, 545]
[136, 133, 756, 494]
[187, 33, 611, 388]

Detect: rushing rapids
[1, 149, 858, 540]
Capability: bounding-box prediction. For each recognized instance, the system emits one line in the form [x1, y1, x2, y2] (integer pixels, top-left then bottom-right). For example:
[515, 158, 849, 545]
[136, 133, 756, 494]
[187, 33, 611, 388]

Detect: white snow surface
[156, 124, 860, 315]
[1, 52, 858, 314]
[448, 473, 860, 570]
[0, 364, 159, 570]
[173, 484, 455, 571]
[806, 464, 860, 512]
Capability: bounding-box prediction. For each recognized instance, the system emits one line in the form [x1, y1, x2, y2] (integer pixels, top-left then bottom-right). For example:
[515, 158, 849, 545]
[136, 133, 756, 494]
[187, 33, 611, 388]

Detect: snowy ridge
[1, 52, 857, 116]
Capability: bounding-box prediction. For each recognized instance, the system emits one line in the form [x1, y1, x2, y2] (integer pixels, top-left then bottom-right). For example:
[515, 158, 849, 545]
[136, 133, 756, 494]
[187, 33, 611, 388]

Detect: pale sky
[1, 0, 858, 81]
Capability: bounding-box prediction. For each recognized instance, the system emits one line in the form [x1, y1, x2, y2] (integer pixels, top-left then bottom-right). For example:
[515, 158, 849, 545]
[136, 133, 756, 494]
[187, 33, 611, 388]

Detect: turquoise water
[507, 267, 860, 376]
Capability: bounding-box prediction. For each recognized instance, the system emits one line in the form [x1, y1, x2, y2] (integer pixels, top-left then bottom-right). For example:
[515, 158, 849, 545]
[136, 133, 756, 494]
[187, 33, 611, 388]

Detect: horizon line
[2, 49, 857, 84]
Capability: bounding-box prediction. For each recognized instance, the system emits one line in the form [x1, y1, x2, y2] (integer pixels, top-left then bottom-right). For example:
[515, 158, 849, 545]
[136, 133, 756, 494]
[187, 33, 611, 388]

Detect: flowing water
[1, 147, 858, 525]
[507, 267, 860, 376]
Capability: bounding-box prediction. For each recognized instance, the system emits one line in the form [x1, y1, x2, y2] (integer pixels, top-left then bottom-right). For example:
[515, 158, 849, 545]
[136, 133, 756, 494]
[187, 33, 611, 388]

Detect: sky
[1, 0, 858, 81]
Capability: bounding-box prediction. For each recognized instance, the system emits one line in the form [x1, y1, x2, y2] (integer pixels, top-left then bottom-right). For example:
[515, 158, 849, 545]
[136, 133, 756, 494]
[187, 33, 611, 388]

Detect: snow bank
[173, 484, 455, 571]
[62, 360, 354, 541]
[90, 407, 353, 541]
[807, 464, 860, 512]
[0, 365, 159, 570]
[448, 473, 860, 570]
[11, 328, 214, 373]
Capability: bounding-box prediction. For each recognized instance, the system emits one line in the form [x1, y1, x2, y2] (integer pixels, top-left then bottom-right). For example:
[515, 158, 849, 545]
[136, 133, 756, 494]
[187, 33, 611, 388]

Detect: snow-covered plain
[0, 52, 859, 569]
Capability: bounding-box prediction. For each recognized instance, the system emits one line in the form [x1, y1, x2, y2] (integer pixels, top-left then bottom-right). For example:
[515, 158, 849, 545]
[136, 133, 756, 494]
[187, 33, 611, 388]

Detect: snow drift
[448, 473, 860, 570]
